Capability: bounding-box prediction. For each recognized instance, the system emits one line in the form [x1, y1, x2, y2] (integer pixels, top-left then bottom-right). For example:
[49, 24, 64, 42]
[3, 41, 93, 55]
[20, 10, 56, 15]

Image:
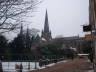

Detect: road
[29, 58, 93, 72]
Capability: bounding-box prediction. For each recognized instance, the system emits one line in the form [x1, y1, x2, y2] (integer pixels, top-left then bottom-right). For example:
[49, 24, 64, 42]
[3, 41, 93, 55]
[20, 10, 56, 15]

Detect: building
[89, 1, 96, 50]
[52, 36, 85, 53]
[41, 10, 52, 41]
[89, 0, 95, 26]
[85, 0, 96, 70]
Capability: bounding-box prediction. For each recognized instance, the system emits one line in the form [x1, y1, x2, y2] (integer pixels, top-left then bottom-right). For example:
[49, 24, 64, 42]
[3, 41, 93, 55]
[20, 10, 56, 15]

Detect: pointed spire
[41, 9, 52, 41]
[20, 24, 23, 36]
[26, 25, 29, 35]
[26, 25, 30, 41]
[44, 9, 49, 33]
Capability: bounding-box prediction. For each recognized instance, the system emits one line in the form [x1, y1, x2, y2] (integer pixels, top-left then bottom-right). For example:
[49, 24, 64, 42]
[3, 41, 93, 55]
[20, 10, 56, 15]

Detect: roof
[77, 54, 89, 56]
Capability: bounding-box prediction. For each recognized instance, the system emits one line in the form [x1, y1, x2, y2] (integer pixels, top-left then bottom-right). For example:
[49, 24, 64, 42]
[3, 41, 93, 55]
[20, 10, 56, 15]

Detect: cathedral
[41, 10, 52, 41]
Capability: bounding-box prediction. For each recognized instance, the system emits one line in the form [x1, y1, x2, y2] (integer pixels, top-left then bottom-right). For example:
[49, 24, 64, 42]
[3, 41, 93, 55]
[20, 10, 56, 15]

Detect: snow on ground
[1, 60, 68, 72]
[2, 62, 39, 72]
[88, 70, 94, 72]
[38, 60, 68, 69]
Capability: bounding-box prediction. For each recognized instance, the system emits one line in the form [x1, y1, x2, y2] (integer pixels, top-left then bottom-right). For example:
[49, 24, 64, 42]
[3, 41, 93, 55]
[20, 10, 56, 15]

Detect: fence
[2, 61, 39, 72]
[0, 55, 66, 72]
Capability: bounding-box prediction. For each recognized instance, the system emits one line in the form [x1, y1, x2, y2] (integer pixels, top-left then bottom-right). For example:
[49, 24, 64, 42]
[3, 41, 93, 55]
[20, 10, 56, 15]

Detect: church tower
[19, 24, 23, 37]
[41, 10, 52, 41]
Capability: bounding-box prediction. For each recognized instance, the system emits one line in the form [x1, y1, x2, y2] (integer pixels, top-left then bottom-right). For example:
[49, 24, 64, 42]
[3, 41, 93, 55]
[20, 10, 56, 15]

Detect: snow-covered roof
[77, 53, 89, 56]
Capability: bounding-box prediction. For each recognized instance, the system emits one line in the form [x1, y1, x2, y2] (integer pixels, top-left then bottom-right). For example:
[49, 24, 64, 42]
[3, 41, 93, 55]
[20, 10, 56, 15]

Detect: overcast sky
[30, 0, 89, 38]
[5, 0, 89, 40]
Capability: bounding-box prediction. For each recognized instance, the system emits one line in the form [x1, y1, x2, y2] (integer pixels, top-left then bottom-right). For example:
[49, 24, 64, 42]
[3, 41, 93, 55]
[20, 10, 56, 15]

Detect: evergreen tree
[24, 27, 32, 59]
[34, 34, 40, 44]
[0, 35, 7, 60]
[9, 25, 25, 60]
[82, 40, 92, 53]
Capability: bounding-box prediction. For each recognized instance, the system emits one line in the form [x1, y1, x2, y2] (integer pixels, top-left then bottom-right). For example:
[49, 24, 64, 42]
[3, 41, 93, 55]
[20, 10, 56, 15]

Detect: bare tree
[0, 0, 41, 33]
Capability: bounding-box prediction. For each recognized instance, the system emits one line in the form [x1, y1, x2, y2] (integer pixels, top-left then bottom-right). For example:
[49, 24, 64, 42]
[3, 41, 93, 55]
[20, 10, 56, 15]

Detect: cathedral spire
[41, 9, 52, 41]
[20, 24, 23, 36]
[44, 9, 49, 33]
[26, 25, 30, 38]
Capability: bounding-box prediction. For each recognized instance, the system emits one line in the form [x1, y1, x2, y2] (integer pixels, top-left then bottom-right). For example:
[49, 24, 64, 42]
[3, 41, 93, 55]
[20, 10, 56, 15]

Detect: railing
[2, 61, 39, 72]
[0, 55, 66, 72]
